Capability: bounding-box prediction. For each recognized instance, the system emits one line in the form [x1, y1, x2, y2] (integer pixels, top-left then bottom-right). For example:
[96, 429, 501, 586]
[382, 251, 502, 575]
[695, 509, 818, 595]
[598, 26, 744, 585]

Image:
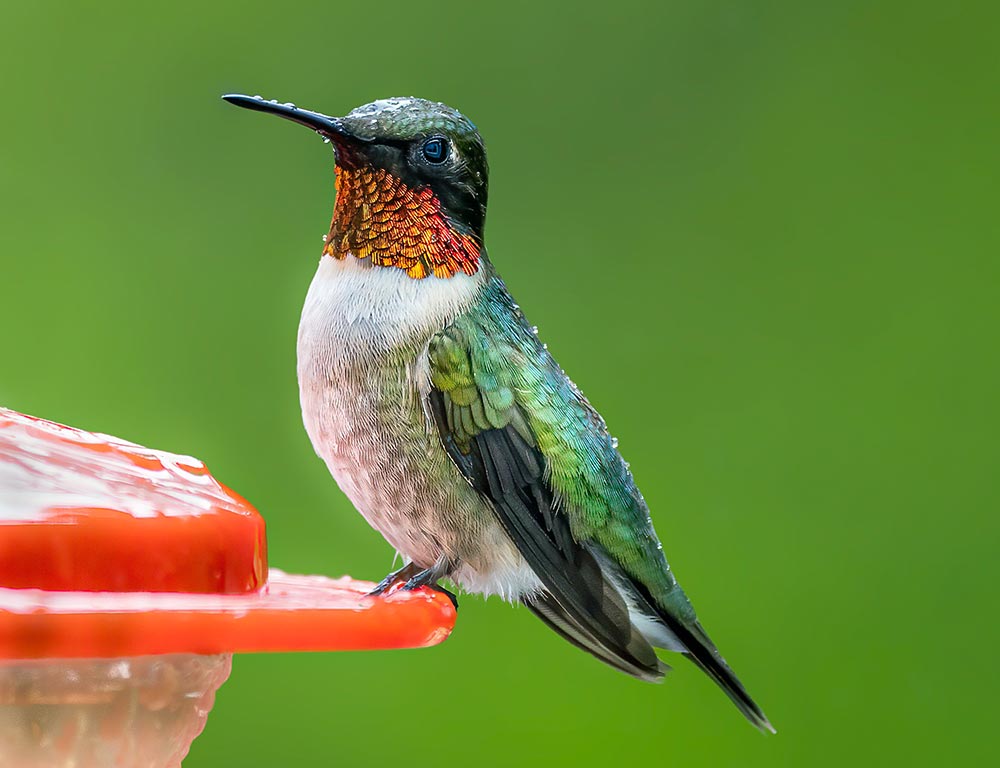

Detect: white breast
[295, 255, 543, 600]
[297, 255, 485, 360]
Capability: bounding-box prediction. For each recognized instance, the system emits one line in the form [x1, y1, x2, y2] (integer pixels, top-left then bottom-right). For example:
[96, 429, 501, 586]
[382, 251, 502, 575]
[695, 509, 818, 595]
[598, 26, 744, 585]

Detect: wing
[424, 307, 665, 680]
[423, 279, 773, 732]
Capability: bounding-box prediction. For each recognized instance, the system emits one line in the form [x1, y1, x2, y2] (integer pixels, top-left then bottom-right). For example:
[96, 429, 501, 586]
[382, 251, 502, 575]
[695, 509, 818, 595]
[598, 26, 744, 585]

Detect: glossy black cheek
[433, 175, 486, 234]
[348, 143, 409, 177]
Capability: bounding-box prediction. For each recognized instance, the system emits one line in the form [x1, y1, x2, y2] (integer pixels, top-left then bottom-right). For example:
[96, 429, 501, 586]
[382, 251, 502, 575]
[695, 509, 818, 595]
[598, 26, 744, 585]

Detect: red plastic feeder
[0, 408, 456, 766]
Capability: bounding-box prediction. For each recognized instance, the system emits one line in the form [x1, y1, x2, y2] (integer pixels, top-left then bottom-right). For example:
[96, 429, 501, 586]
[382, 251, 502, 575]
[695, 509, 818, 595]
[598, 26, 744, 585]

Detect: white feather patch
[298, 254, 484, 358]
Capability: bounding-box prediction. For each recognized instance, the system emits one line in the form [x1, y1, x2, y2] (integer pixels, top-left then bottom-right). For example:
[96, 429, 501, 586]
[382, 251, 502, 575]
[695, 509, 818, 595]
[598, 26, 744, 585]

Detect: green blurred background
[2, 1, 997, 765]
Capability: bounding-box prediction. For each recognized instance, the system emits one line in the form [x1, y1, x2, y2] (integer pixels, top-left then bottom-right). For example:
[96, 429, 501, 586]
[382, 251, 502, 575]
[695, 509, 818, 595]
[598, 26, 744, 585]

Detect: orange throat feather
[322, 166, 481, 279]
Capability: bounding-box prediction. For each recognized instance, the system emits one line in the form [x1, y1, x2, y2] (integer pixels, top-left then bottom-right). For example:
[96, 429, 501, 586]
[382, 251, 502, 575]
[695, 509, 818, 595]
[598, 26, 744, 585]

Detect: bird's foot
[368, 562, 423, 596]
[368, 557, 459, 610]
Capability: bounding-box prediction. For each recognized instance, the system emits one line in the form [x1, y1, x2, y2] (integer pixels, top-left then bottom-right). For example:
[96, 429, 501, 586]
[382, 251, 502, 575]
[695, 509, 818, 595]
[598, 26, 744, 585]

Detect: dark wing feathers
[428, 388, 663, 680]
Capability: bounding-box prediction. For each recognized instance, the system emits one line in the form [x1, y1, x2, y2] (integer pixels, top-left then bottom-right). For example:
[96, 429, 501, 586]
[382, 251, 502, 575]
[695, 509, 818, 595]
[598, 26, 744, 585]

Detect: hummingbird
[224, 93, 772, 732]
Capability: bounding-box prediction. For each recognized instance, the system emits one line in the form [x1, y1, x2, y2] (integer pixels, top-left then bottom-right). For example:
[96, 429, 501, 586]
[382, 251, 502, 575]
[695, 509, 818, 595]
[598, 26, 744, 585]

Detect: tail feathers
[662, 614, 775, 734]
[587, 547, 774, 732]
[529, 586, 773, 732]
[525, 591, 669, 682]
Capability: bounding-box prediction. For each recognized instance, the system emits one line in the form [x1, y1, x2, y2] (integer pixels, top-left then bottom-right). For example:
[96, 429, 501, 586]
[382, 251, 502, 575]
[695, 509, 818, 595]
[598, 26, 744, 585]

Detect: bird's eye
[422, 137, 448, 164]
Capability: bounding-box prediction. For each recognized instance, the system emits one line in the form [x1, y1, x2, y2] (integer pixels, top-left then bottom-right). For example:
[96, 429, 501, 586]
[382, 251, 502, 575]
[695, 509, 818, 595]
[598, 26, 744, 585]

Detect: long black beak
[222, 94, 368, 143]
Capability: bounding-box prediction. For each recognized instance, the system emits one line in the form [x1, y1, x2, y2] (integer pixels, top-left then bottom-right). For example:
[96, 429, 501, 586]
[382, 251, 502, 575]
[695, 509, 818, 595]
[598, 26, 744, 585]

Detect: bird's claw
[401, 576, 459, 610]
[367, 562, 422, 597]
[368, 557, 458, 609]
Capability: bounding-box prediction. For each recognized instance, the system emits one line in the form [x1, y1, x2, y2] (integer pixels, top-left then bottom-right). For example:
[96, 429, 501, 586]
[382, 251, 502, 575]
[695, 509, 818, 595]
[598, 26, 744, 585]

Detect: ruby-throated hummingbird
[224, 93, 772, 732]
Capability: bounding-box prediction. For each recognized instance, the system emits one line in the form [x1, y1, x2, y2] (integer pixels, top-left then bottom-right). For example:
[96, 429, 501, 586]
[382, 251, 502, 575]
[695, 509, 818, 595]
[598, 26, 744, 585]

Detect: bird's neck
[323, 165, 482, 280]
[299, 255, 487, 361]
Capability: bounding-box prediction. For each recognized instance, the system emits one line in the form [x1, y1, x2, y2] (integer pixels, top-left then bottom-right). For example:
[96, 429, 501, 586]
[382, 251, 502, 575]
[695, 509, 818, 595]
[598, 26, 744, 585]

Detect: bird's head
[224, 94, 488, 279]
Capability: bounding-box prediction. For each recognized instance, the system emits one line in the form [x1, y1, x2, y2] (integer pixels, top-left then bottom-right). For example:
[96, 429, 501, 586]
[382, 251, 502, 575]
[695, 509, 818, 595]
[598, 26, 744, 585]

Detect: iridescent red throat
[322, 166, 481, 279]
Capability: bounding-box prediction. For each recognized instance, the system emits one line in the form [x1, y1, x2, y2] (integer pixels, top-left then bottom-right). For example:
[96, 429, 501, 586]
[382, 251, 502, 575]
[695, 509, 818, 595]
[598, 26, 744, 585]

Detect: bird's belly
[297, 324, 541, 600]
[300, 364, 467, 563]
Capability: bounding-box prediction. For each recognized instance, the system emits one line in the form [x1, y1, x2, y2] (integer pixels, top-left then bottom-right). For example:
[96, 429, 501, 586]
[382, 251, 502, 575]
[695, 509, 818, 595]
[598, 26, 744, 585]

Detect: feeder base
[0, 653, 231, 767]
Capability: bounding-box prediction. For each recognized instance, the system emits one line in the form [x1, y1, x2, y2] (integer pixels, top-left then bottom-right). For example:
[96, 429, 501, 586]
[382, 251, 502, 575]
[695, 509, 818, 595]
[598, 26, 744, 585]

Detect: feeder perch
[0, 408, 456, 766]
